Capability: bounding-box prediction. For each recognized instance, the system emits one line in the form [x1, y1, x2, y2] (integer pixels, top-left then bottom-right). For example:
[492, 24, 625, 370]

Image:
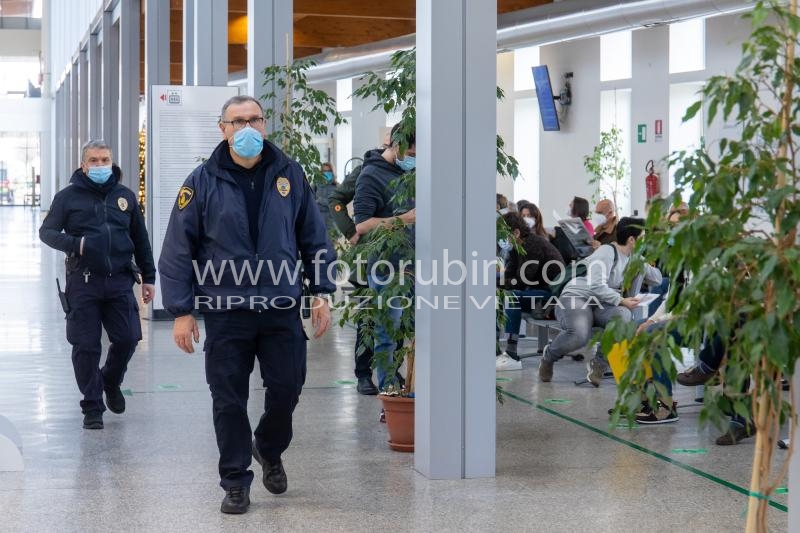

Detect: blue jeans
[644, 277, 670, 317]
[504, 289, 551, 334]
[367, 273, 404, 390]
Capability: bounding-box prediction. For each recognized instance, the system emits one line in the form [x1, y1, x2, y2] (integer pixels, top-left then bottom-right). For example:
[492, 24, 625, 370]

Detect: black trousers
[65, 271, 141, 414]
[203, 308, 307, 490]
[354, 318, 374, 379]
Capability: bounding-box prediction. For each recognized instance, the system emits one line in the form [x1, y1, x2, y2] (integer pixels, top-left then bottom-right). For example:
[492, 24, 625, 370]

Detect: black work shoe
[220, 486, 250, 514]
[356, 377, 379, 395]
[104, 386, 126, 414]
[83, 411, 104, 430]
[716, 422, 756, 446]
[252, 440, 288, 494]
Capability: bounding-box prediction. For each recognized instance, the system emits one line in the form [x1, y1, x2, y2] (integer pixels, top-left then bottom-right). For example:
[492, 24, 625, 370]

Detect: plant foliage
[583, 126, 629, 212]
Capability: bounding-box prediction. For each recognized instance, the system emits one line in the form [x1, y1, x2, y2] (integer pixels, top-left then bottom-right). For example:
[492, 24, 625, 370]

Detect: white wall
[0, 99, 45, 133]
[0, 29, 41, 57]
[538, 37, 600, 225]
[496, 51, 515, 202]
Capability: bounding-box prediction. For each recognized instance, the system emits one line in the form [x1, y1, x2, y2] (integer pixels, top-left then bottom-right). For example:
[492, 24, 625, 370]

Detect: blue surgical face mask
[231, 126, 264, 159]
[323, 171, 334, 183]
[498, 238, 513, 253]
[86, 165, 113, 184]
[396, 155, 416, 172]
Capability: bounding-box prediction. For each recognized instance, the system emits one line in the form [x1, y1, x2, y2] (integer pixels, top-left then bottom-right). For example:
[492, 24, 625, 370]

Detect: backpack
[548, 244, 618, 297]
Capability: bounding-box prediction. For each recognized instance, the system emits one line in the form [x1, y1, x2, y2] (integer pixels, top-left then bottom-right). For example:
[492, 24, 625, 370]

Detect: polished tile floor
[0, 206, 789, 532]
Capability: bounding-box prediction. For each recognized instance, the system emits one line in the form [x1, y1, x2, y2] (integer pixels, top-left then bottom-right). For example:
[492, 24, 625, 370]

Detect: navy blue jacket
[39, 166, 156, 283]
[158, 140, 337, 316]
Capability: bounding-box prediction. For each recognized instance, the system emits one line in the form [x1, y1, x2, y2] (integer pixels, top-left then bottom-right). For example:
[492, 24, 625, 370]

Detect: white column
[247, 0, 293, 130]
[789, 360, 800, 529]
[351, 77, 386, 161]
[40, 0, 53, 208]
[194, 0, 228, 86]
[88, 31, 101, 140]
[79, 47, 89, 148]
[182, 0, 195, 86]
[119, 0, 141, 192]
[70, 63, 79, 170]
[102, 8, 119, 155]
[415, 0, 497, 479]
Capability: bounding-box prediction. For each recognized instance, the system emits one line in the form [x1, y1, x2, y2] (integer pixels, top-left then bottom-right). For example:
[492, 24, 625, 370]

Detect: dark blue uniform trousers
[203, 307, 307, 490]
[65, 272, 141, 414]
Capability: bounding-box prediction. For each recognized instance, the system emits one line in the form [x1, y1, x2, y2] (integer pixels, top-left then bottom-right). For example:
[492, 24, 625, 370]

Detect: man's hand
[141, 283, 155, 304]
[173, 314, 200, 353]
[590, 239, 601, 250]
[311, 296, 332, 339]
[636, 318, 655, 335]
[399, 208, 416, 225]
[620, 297, 641, 310]
[348, 233, 360, 245]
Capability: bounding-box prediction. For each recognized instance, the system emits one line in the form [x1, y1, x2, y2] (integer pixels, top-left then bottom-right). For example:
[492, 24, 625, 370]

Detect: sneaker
[538, 346, 554, 382]
[83, 411, 103, 430]
[676, 366, 715, 387]
[220, 486, 250, 514]
[104, 386, 126, 414]
[635, 401, 679, 424]
[586, 358, 608, 387]
[496, 353, 522, 371]
[252, 440, 288, 494]
[716, 422, 756, 445]
[379, 408, 386, 423]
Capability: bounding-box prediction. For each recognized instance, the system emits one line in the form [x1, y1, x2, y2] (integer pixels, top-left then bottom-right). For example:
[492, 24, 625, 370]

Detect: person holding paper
[158, 95, 337, 515]
[538, 217, 662, 386]
[39, 140, 156, 430]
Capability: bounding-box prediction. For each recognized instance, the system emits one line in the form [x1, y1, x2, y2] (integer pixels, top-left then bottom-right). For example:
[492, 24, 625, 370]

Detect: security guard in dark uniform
[39, 140, 156, 430]
[158, 95, 336, 515]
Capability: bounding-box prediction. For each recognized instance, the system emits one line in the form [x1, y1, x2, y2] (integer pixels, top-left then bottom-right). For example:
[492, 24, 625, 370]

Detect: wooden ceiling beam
[294, 0, 414, 20]
[295, 16, 415, 48]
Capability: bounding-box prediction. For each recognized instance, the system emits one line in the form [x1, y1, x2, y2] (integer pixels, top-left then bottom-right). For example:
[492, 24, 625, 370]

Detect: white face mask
[498, 207, 509, 215]
[592, 213, 607, 227]
[523, 217, 535, 228]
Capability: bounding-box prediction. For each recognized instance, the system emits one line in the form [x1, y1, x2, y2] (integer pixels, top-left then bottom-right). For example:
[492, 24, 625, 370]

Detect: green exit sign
[637, 124, 647, 143]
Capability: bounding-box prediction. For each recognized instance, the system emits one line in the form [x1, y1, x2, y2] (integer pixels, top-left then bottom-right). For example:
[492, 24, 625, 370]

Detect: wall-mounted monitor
[532, 65, 560, 131]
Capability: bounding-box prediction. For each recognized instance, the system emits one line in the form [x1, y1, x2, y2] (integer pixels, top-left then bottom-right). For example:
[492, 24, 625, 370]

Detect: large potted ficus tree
[261, 59, 345, 186]
[601, 2, 799, 531]
[583, 125, 628, 213]
[338, 48, 520, 450]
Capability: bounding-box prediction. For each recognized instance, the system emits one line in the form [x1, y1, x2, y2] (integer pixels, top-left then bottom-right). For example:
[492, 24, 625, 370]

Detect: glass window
[669, 82, 704, 192]
[336, 78, 352, 113]
[599, 88, 632, 215]
[513, 46, 540, 92]
[0, 132, 40, 206]
[0, 58, 40, 97]
[669, 18, 705, 74]
[513, 97, 540, 206]
[600, 30, 632, 82]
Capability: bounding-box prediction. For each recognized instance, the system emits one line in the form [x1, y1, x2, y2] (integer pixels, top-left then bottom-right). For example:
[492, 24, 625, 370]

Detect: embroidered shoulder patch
[177, 186, 194, 210]
[276, 177, 291, 197]
[117, 197, 129, 211]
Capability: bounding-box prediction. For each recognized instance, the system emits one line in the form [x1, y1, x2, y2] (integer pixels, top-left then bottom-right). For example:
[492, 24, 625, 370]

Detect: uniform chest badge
[334, 204, 342, 212]
[276, 177, 291, 197]
[177, 186, 194, 210]
[117, 197, 128, 211]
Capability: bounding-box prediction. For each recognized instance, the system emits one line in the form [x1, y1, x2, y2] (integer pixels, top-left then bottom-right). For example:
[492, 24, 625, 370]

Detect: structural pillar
[790, 360, 800, 529]
[247, 0, 292, 130]
[119, 0, 141, 192]
[102, 8, 119, 156]
[182, 0, 195, 85]
[415, 0, 497, 479]
[88, 31, 101, 140]
[79, 47, 89, 149]
[70, 63, 79, 170]
[351, 77, 386, 160]
[194, 0, 228, 86]
[40, 0, 53, 206]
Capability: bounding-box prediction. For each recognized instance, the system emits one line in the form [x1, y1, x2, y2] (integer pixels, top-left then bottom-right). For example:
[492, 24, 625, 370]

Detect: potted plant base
[380, 394, 414, 452]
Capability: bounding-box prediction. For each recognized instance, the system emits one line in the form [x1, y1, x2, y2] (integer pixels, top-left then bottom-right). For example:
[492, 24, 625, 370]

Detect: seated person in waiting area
[591, 198, 618, 248]
[538, 217, 662, 385]
[496, 212, 564, 371]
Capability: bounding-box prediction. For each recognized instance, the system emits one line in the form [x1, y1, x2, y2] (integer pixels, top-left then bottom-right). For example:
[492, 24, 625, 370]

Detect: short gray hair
[219, 95, 264, 121]
[81, 140, 113, 162]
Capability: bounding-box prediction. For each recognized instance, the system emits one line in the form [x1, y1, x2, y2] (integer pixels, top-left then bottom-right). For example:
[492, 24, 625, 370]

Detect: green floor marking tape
[671, 448, 708, 455]
[121, 389, 133, 397]
[499, 389, 787, 513]
[334, 380, 356, 385]
[775, 487, 788, 494]
[157, 384, 181, 391]
[495, 377, 511, 383]
[543, 399, 572, 404]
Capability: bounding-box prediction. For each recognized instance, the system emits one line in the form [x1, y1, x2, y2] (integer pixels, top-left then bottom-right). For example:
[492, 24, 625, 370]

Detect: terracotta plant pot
[380, 395, 414, 452]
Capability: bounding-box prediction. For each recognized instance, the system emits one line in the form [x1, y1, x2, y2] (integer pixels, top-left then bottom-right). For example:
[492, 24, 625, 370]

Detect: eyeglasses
[220, 117, 265, 129]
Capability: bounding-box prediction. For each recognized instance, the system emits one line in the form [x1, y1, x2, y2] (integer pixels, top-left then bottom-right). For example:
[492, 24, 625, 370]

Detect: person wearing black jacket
[39, 140, 156, 431]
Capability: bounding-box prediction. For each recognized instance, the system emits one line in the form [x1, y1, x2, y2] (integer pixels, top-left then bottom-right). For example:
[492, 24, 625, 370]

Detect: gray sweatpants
[545, 296, 632, 361]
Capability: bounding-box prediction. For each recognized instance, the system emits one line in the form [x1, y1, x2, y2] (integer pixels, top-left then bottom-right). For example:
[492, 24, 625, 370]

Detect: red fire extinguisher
[645, 160, 660, 200]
